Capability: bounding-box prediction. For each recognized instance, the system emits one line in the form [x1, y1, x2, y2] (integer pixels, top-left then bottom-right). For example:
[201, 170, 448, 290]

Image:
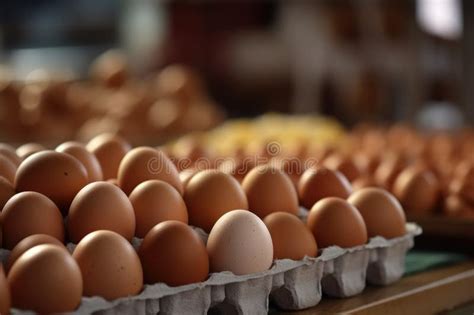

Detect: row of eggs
[0, 134, 407, 314]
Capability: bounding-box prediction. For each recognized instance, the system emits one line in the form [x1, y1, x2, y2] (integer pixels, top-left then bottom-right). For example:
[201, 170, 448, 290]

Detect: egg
[374, 156, 406, 190]
[138, 221, 208, 286]
[207, 210, 273, 275]
[298, 167, 352, 209]
[263, 212, 317, 260]
[16, 143, 45, 160]
[8, 244, 82, 313]
[6, 234, 65, 272]
[184, 170, 248, 232]
[67, 182, 135, 243]
[324, 154, 362, 182]
[0, 144, 21, 167]
[307, 197, 368, 248]
[0, 266, 10, 315]
[2, 192, 64, 249]
[56, 141, 103, 182]
[393, 167, 439, 214]
[0, 177, 14, 210]
[73, 230, 143, 300]
[118, 147, 183, 195]
[348, 188, 406, 238]
[0, 155, 16, 185]
[15, 151, 88, 210]
[242, 165, 299, 218]
[86, 133, 131, 180]
[129, 180, 188, 238]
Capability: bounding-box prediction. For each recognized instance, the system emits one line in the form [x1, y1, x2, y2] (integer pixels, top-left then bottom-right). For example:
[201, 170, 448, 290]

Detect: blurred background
[0, 0, 472, 144]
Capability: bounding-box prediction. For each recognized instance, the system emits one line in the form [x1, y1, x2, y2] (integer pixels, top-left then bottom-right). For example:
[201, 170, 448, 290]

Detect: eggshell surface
[184, 170, 248, 232]
[207, 210, 273, 275]
[8, 244, 82, 314]
[242, 165, 299, 218]
[138, 221, 209, 286]
[73, 230, 143, 300]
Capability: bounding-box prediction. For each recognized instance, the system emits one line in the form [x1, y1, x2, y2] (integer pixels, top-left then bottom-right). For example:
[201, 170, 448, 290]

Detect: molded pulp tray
[5, 223, 421, 315]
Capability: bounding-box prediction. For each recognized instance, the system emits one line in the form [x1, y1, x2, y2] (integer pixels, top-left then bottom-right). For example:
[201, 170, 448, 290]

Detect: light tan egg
[207, 210, 273, 275]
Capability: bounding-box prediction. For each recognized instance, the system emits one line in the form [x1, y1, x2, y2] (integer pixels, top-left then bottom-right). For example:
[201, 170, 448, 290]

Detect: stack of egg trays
[7, 223, 421, 315]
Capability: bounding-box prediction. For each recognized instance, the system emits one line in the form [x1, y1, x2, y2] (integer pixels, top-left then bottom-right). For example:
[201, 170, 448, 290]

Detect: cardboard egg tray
[4, 223, 421, 315]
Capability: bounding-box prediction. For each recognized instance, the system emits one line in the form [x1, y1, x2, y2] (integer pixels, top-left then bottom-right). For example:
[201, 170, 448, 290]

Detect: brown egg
[8, 244, 82, 313]
[324, 154, 362, 182]
[118, 147, 183, 195]
[16, 143, 45, 160]
[393, 167, 439, 215]
[184, 170, 248, 232]
[207, 210, 273, 275]
[68, 182, 135, 243]
[138, 221, 208, 286]
[2, 192, 64, 249]
[307, 197, 368, 248]
[56, 141, 103, 182]
[264, 212, 317, 260]
[0, 155, 16, 185]
[298, 167, 352, 209]
[0, 266, 10, 315]
[0, 177, 14, 210]
[348, 188, 406, 238]
[15, 151, 88, 210]
[129, 180, 188, 238]
[374, 156, 406, 190]
[6, 234, 65, 272]
[86, 133, 131, 180]
[242, 165, 299, 218]
[0, 144, 21, 167]
[73, 230, 143, 300]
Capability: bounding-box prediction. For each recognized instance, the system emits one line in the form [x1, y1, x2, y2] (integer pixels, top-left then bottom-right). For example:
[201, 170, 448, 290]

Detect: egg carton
[3, 223, 420, 314]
